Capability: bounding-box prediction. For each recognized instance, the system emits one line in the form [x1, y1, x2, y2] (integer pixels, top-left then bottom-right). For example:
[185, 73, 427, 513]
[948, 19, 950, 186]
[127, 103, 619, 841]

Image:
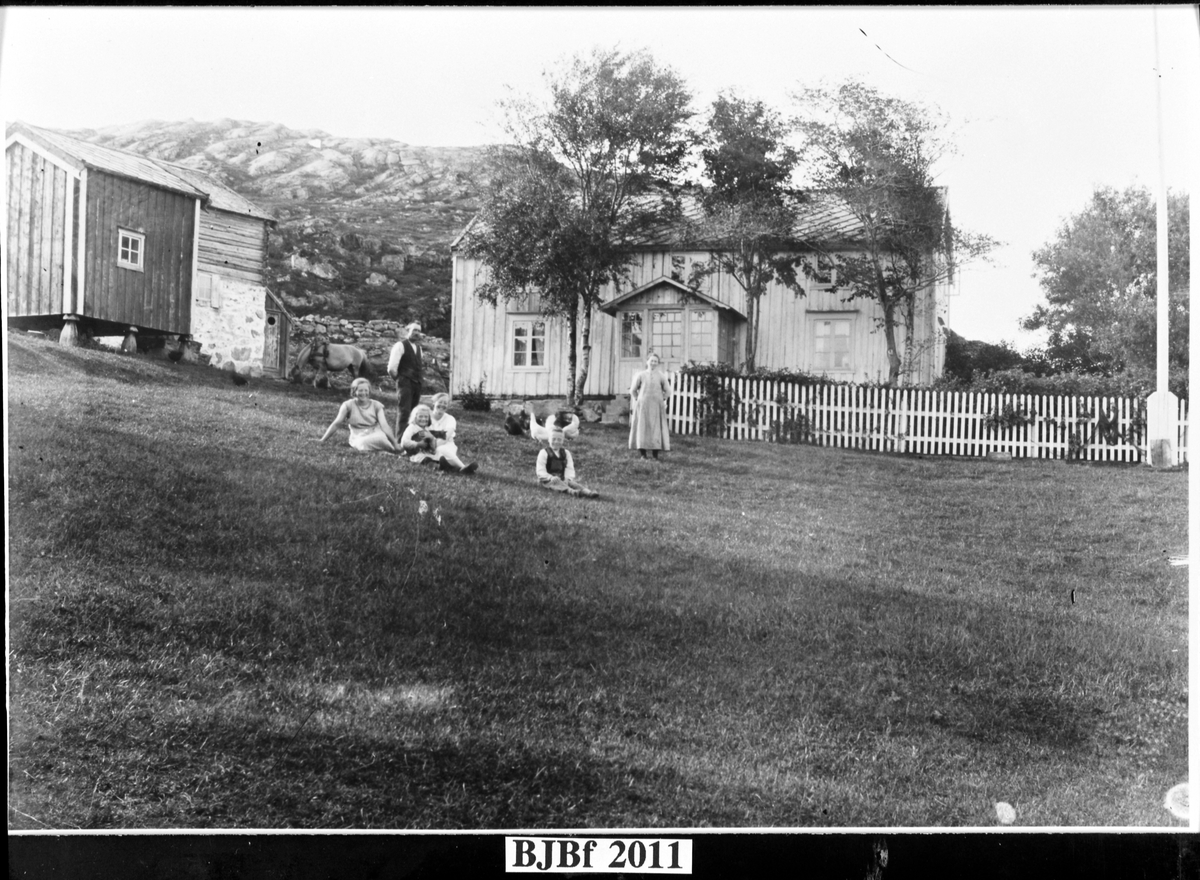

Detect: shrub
[458, 375, 491, 411]
[933, 366, 1187, 400]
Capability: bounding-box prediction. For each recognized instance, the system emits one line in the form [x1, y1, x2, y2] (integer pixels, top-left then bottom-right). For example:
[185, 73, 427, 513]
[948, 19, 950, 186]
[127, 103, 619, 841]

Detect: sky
[2, 6, 1197, 348]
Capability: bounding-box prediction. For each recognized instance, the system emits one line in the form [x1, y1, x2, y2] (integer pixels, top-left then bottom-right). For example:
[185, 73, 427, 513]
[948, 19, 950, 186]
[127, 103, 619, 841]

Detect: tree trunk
[744, 293, 759, 373]
[882, 300, 902, 385]
[575, 300, 594, 408]
[566, 302, 579, 405]
[902, 299, 916, 385]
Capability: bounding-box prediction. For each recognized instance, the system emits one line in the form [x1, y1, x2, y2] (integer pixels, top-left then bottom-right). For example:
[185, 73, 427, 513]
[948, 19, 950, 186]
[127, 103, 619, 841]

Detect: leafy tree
[942, 329, 1028, 383]
[1024, 185, 1189, 378]
[687, 95, 807, 372]
[464, 49, 693, 405]
[792, 81, 998, 385]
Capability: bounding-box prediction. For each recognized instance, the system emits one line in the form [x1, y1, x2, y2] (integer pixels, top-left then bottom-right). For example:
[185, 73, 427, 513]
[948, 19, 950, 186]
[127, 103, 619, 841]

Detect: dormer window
[118, 229, 145, 272]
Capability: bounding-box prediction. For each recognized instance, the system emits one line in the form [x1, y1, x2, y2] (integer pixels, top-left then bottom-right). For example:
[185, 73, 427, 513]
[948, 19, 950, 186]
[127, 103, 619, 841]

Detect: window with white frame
[811, 316, 853, 373]
[511, 319, 547, 370]
[117, 229, 145, 272]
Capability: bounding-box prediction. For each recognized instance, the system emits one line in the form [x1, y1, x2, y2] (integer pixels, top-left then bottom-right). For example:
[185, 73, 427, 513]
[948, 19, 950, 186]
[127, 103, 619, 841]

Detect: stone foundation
[190, 273, 269, 377]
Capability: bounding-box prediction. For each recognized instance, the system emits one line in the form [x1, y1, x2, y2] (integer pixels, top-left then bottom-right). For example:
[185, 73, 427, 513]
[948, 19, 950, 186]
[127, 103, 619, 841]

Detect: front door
[617, 307, 720, 391]
[648, 309, 684, 373]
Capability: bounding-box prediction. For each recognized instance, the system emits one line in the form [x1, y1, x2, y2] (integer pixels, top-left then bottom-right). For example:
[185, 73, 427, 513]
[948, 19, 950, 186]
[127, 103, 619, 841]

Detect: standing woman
[319, 377, 400, 453]
[628, 352, 672, 460]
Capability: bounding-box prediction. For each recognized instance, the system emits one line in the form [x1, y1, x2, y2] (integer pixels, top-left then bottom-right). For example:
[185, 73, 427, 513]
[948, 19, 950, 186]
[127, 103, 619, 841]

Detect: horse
[290, 339, 374, 388]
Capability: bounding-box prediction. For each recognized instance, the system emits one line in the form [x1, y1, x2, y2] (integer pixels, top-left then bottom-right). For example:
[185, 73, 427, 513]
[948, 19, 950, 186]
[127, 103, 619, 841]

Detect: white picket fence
[665, 372, 1189, 464]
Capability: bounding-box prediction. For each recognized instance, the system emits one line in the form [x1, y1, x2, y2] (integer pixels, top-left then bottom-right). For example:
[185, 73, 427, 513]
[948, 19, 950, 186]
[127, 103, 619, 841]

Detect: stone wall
[190, 273, 269, 377]
[292, 314, 450, 392]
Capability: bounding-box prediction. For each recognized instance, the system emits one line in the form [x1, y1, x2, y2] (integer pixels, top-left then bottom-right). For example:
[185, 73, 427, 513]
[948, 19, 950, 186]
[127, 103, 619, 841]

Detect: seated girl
[536, 428, 598, 497]
[429, 392, 467, 460]
[401, 404, 479, 474]
[319, 377, 400, 453]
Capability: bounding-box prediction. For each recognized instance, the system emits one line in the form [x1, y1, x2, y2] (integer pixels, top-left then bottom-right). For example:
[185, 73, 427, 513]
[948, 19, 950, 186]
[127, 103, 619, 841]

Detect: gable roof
[5, 122, 274, 222]
[598, 275, 746, 319]
[160, 161, 276, 224]
[451, 187, 912, 254]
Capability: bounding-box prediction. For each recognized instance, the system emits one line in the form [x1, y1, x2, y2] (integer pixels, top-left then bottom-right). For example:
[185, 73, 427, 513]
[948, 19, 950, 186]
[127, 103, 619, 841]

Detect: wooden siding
[6, 142, 70, 318]
[197, 207, 268, 284]
[82, 170, 194, 334]
[451, 248, 945, 397]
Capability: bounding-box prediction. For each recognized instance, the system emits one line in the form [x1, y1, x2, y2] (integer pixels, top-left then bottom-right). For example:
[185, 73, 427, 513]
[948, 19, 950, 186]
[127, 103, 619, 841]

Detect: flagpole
[1147, 6, 1178, 468]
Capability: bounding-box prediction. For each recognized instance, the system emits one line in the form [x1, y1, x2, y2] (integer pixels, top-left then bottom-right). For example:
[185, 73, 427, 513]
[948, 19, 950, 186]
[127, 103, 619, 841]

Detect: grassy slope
[6, 331, 1188, 829]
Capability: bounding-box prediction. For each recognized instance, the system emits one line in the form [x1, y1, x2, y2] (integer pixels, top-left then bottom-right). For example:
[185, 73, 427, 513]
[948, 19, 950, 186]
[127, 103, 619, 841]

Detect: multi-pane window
[512, 319, 546, 369]
[650, 310, 683, 361]
[117, 229, 145, 272]
[621, 311, 643, 359]
[813, 318, 852, 372]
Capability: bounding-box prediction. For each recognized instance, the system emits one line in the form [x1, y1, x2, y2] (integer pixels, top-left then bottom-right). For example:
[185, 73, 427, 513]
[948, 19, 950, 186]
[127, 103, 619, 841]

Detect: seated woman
[429, 392, 466, 457]
[319, 377, 400, 453]
[401, 404, 478, 474]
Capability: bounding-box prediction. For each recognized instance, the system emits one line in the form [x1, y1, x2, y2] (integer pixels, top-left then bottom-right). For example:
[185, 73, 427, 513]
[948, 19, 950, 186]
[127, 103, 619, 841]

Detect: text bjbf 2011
[505, 838, 693, 873]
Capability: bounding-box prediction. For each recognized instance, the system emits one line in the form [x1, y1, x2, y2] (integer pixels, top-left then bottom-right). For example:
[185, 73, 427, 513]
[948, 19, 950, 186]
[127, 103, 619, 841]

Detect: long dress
[346, 400, 395, 452]
[628, 368, 672, 451]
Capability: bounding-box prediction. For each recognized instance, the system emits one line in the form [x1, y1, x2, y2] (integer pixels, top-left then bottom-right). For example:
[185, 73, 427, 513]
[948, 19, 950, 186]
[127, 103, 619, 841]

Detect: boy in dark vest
[535, 428, 599, 498]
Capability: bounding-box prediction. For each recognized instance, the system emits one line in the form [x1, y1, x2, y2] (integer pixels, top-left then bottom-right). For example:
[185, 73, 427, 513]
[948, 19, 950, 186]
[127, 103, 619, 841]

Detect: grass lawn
[5, 330, 1189, 829]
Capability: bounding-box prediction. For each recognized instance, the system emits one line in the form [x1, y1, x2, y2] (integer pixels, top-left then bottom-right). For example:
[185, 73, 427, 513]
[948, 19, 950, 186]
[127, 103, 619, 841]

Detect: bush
[932, 365, 1187, 400]
[458, 375, 491, 411]
[943, 331, 1026, 383]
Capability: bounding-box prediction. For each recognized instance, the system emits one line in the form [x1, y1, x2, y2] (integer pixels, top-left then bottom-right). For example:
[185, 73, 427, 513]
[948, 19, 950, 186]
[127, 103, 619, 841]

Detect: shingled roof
[6, 122, 274, 223]
[451, 187, 900, 253]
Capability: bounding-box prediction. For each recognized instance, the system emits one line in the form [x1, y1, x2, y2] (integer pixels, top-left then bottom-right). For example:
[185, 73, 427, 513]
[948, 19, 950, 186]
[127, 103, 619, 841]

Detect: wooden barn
[449, 192, 951, 399]
[5, 123, 291, 375]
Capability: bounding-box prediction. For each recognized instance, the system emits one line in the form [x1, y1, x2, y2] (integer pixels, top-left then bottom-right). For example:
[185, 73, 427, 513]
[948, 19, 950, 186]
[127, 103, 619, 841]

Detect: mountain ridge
[63, 118, 496, 335]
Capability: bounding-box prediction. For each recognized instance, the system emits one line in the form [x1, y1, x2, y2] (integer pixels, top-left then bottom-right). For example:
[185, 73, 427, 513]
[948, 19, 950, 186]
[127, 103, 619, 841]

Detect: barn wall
[5, 141, 70, 318]
[187, 207, 277, 373]
[82, 170, 194, 335]
[197, 208, 267, 284]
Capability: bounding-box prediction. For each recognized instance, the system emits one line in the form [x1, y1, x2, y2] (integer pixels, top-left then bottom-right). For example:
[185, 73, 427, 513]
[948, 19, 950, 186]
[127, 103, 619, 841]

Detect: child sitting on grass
[536, 428, 599, 498]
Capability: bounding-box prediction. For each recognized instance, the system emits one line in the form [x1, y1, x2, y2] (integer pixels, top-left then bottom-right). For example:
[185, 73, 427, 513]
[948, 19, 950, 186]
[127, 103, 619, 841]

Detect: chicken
[504, 412, 529, 436]
[529, 411, 580, 443]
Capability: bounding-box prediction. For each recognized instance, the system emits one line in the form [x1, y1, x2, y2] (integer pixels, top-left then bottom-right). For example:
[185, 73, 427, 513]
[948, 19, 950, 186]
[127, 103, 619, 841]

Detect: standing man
[388, 322, 424, 435]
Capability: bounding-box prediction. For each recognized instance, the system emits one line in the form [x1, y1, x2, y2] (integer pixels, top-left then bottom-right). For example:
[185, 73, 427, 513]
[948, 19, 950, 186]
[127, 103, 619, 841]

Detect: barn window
[511, 319, 547, 370]
[117, 229, 145, 272]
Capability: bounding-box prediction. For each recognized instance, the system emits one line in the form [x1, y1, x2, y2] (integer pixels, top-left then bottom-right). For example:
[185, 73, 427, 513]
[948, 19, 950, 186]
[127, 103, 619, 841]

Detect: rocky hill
[68, 119, 495, 336]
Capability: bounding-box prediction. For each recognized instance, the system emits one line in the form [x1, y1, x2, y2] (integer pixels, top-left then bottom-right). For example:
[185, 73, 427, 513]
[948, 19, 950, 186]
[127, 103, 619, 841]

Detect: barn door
[263, 296, 285, 375]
